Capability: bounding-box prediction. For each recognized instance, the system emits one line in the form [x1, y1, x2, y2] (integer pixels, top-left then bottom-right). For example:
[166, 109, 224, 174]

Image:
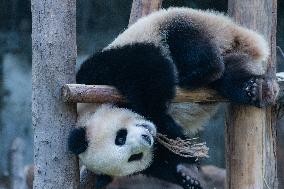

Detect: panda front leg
[210, 53, 279, 107]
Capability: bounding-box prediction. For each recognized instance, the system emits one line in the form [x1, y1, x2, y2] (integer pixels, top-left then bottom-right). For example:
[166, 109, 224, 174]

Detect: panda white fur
[76, 103, 156, 177]
[71, 7, 278, 189]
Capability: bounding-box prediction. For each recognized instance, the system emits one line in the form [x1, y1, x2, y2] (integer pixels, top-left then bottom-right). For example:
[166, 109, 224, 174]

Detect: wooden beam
[31, 0, 80, 188]
[62, 79, 284, 103]
[226, 0, 278, 189]
[61, 84, 226, 103]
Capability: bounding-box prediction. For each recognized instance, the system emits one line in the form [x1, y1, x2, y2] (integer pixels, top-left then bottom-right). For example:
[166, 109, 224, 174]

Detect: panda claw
[176, 165, 202, 189]
[243, 77, 263, 106]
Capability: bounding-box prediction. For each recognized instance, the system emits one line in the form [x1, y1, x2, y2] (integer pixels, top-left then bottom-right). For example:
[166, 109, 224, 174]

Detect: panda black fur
[70, 7, 278, 189]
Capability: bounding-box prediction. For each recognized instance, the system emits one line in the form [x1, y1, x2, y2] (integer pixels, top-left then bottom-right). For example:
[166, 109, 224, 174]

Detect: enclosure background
[0, 0, 283, 188]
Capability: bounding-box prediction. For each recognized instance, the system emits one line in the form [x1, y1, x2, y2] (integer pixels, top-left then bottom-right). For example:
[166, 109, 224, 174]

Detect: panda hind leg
[166, 21, 224, 89]
[176, 165, 202, 189]
[211, 53, 278, 107]
[142, 154, 203, 189]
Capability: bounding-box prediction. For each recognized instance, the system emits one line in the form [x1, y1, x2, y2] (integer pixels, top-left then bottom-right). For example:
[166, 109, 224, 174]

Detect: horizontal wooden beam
[62, 73, 284, 104]
[61, 84, 226, 103]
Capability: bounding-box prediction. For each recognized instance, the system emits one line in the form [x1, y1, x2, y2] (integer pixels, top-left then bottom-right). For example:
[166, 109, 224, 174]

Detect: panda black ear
[68, 127, 88, 155]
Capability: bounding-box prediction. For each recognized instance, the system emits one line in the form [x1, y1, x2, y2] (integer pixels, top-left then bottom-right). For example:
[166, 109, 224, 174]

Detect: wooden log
[226, 0, 278, 189]
[31, 0, 80, 188]
[8, 138, 27, 189]
[128, 0, 163, 26]
[61, 84, 226, 103]
[61, 81, 284, 103]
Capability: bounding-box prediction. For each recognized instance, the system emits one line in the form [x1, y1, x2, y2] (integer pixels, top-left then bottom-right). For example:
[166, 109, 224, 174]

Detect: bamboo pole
[226, 0, 278, 189]
[31, 0, 80, 188]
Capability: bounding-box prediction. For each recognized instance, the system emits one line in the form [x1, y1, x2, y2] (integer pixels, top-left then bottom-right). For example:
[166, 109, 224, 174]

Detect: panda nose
[141, 134, 152, 146]
[136, 123, 156, 136]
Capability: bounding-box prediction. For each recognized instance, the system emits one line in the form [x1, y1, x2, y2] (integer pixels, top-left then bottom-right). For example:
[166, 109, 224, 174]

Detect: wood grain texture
[128, 0, 163, 26]
[226, 0, 278, 189]
[31, 0, 80, 188]
[62, 84, 226, 103]
[62, 82, 284, 103]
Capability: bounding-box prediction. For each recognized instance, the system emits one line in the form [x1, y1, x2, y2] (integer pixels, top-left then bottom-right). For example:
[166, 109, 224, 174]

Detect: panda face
[77, 104, 157, 177]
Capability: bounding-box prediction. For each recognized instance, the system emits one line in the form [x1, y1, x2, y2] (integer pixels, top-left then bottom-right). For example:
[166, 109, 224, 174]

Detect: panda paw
[243, 77, 263, 107]
[176, 165, 202, 189]
[243, 77, 279, 107]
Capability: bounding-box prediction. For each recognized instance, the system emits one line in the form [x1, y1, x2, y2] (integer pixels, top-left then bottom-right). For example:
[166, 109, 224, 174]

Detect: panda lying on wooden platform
[68, 7, 278, 189]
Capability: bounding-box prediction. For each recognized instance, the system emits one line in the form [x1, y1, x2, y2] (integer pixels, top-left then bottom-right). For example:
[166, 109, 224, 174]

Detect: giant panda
[71, 7, 278, 189]
[69, 103, 203, 189]
[76, 7, 278, 134]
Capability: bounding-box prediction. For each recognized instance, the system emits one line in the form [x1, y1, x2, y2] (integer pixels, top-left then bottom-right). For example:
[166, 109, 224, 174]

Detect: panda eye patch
[115, 129, 127, 146]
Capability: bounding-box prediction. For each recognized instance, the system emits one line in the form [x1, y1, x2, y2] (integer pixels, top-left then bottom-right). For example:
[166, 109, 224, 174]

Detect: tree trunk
[31, 0, 80, 188]
[226, 0, 278, 189]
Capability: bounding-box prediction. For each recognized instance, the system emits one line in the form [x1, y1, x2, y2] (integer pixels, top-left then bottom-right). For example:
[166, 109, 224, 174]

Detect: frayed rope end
[156, 133, 209, 158]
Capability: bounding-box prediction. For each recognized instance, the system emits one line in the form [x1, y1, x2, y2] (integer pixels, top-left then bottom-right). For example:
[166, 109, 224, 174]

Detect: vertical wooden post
[129, 0, 163, 26]
[226, 0, 278, 189]
[31, 0, 80, 188]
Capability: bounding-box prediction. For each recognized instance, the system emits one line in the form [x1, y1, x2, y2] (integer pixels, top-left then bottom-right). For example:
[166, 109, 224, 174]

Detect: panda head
[68, 104, 157, 177]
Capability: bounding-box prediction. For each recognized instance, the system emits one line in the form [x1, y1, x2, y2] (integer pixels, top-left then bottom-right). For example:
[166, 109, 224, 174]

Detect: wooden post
[129, 0, 163, 26]
[226, 0, 278, 189]
[31, 0, 80, 188]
